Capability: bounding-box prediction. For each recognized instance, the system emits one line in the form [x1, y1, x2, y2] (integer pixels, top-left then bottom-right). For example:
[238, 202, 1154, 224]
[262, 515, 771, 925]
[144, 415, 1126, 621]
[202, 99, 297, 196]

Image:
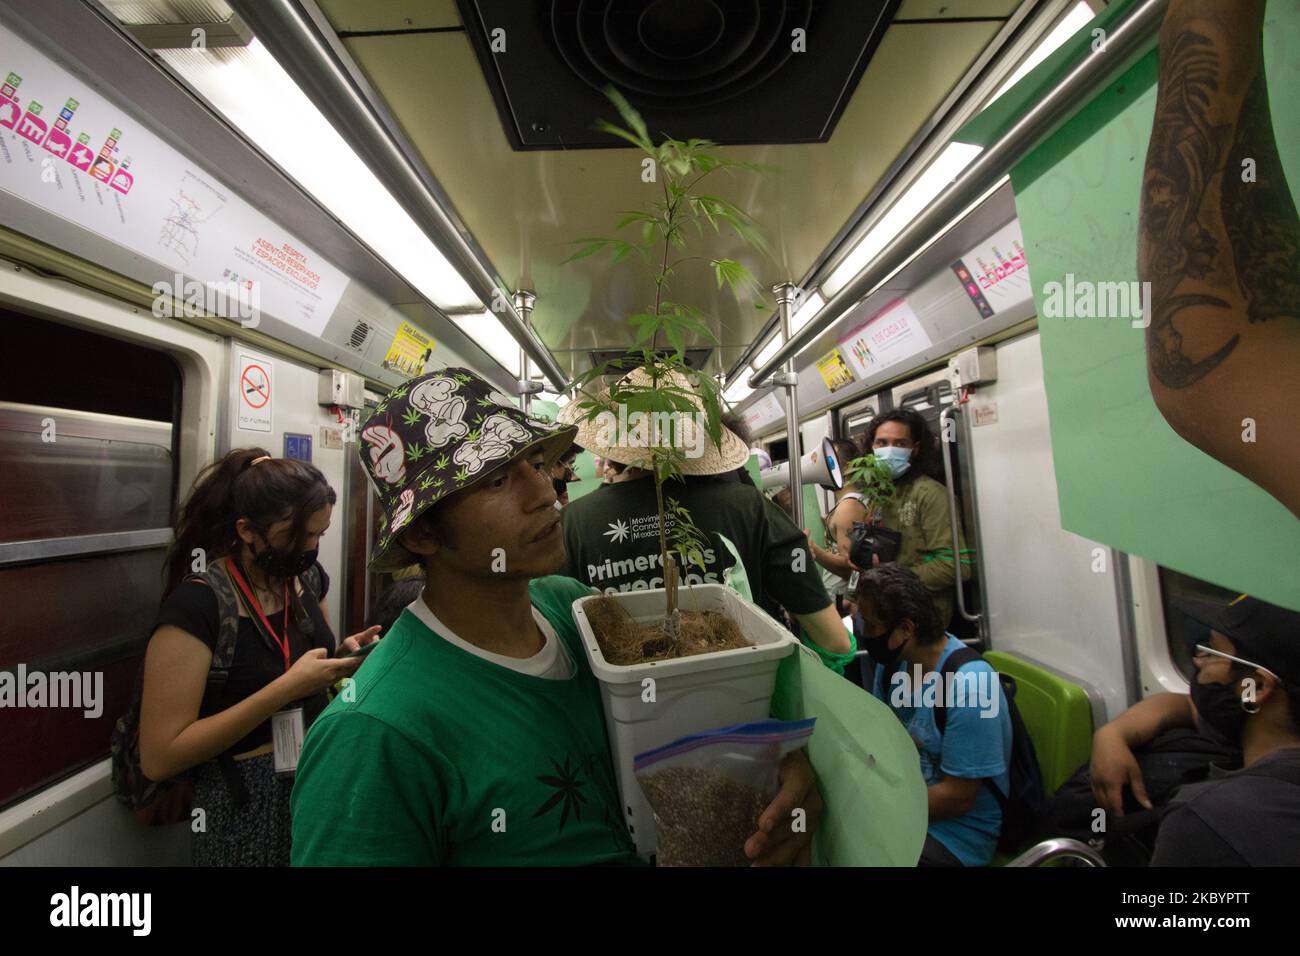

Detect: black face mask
[855, 612, 906, 672]
[252, 540, 318, 579]
[1189, 677, 1250, 742]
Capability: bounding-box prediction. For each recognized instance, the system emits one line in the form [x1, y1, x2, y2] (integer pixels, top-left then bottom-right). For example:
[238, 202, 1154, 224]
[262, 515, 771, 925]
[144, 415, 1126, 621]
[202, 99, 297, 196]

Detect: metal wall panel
[221, 341, 348, 630]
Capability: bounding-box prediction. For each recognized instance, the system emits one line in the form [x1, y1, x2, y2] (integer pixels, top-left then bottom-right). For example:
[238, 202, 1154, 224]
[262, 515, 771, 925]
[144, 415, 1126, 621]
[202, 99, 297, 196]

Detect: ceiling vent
[457, 0, 900, 150]
[587, 347, 713, 376]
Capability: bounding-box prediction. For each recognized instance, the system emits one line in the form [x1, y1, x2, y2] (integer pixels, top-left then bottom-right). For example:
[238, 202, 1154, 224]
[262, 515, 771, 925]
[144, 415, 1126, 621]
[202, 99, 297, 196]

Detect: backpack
[111, 559, 323, 825]
[933, 647, 1046, 855]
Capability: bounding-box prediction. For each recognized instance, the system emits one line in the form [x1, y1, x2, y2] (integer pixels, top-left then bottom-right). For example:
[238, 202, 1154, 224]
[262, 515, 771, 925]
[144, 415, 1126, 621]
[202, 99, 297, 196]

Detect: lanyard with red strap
[225, 560, 292, 673]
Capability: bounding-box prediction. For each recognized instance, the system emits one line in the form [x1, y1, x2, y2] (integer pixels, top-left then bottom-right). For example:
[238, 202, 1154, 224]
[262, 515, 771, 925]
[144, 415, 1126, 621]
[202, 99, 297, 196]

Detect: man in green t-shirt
[291, 368, 820, 866]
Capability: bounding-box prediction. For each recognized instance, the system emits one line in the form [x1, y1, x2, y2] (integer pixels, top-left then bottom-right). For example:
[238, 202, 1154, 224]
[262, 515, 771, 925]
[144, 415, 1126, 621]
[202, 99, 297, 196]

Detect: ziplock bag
[634, 719, 816, 867]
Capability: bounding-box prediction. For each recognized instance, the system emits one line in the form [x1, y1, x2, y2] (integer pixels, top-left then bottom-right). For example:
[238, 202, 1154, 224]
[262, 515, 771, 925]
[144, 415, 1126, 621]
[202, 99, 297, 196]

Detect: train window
[0, 312, 180, 808]
[1158, 567, 1242, 684]
[843, 406, 878, 438]
[898, 380, 954, 412]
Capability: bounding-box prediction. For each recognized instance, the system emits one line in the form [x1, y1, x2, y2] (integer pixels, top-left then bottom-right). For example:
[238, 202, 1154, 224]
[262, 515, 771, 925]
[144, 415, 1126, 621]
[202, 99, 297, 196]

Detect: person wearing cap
[1089, 595, 1300, 866]
[557, 368, 852, 659]
[289, 368, 820, 866]
[551, 444, 581, 506]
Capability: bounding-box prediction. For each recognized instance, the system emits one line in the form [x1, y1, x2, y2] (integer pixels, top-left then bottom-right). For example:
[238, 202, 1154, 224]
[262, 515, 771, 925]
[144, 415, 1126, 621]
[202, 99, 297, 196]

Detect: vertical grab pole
[939, 404, 981, 624]
[773, 282, 803, 529]
[514, 290, 538, 413]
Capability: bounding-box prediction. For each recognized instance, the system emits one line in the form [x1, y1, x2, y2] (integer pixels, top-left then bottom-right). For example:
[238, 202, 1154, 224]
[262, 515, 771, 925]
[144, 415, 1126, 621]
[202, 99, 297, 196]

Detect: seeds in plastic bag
[639, 766, 770, 867]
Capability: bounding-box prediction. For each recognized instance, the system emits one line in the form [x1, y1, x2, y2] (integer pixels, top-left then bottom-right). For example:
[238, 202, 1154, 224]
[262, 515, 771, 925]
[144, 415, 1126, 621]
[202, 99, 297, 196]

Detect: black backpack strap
[295, 562, 323, 640]
[933, 647, 983, 734]
[933, 647, 1011, 813]
[184, 560, 250, 808]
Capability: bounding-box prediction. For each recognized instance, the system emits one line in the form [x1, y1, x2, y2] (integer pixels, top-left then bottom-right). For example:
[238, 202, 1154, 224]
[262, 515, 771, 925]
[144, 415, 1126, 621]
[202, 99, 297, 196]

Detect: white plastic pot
[572, 583, 797, 858]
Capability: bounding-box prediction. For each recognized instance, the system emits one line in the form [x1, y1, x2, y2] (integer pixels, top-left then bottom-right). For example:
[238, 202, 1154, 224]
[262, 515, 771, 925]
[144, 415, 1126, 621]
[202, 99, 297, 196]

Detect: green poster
[1002, 5, 1300, 608]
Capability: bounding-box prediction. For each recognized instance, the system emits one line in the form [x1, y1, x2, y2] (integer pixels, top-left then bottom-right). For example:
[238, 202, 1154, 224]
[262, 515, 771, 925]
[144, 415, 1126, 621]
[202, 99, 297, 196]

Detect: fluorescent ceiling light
[823, 141, 983, 297]
[160, 41, 481, 312]
[752, 335, 783, 370]
[724, 374, 755, 406]
[449, 312, 521, 377]
[985, 2, 1096, 108]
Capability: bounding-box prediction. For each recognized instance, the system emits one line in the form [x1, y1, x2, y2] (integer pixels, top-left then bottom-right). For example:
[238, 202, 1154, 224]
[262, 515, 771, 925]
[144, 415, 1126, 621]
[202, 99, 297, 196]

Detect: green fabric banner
[771, 645, 928, 866]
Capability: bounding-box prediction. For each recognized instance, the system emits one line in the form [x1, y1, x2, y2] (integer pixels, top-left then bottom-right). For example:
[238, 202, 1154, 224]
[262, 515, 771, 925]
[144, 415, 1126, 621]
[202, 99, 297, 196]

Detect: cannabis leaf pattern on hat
[359, 368, 576, 572]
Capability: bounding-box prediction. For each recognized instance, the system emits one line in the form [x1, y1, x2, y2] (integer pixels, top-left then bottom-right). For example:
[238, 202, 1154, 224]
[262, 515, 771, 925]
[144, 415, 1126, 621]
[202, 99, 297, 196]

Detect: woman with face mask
[859, 410, 973, 628]
[138, 448, 379, 866]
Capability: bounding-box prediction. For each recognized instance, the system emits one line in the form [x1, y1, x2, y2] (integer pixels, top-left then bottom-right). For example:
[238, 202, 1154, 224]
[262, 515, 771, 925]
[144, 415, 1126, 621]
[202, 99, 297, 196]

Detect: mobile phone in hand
[344, 641, 380, 659]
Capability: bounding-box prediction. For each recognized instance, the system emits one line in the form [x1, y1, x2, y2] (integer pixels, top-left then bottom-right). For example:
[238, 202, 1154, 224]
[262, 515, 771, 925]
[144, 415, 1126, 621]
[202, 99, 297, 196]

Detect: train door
[961, 330, 1134, 723]
[0, 288, 225, 866]
[890, 372, 982, 645]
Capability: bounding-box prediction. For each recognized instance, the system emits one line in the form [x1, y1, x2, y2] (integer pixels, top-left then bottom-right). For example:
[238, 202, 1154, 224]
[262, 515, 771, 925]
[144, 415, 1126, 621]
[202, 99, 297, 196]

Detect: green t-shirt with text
[290, 575, 641, 866]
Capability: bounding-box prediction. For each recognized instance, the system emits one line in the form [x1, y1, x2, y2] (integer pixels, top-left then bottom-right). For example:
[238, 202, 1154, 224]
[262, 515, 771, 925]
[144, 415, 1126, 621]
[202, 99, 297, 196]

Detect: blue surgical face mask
[875, 445, 913, 478]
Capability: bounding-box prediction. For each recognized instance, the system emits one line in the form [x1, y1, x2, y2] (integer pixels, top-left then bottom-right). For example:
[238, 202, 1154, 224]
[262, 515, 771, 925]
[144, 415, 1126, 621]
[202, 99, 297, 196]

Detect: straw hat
[558, 367, 750, 476]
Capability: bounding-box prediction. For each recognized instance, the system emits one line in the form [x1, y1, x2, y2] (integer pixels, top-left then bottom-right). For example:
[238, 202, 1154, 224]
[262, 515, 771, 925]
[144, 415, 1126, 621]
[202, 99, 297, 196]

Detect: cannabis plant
[844, 454, 898, 524]
[563, 87, 774, 637]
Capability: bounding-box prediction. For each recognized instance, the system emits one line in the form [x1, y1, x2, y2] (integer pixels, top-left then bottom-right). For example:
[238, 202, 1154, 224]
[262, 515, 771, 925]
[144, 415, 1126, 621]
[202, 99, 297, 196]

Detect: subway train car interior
[1, 0, 1297, 906]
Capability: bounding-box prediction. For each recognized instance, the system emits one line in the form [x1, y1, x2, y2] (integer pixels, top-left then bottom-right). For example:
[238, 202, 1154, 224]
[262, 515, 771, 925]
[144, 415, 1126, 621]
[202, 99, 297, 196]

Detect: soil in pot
[584, 595, 750, 665]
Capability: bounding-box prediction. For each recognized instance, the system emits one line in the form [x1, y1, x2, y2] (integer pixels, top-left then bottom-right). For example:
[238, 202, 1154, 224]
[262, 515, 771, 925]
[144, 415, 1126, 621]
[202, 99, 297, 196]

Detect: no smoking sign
[237, 352, 273, 432]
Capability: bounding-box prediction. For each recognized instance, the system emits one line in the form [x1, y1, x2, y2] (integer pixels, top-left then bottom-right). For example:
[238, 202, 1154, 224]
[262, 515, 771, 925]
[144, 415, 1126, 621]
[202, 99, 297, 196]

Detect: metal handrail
[1005, 838, 1107, 867]
[226, 0, 568, 391]
[939, 404, 980, 624]
[774, 283, 803, 528]
[749, 0, 1167, 388]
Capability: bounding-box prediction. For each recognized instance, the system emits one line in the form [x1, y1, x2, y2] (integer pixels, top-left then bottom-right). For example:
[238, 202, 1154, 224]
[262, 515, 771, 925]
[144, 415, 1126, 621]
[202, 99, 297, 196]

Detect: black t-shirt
[1149, 746, 1300, 866]
[560, 474, 830, 619]
[152, 563, 336, 759]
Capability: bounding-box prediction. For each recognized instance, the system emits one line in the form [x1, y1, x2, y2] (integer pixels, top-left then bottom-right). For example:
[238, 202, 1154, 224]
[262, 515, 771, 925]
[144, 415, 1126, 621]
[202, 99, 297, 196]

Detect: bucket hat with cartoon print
[359, 367, 576, 572]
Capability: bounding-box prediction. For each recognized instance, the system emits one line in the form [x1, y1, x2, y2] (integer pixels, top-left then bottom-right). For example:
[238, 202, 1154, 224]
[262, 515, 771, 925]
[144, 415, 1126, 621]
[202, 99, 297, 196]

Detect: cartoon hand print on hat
[487, 390, 516, 407]
[362, 421, 406, 485]
[454, 437, 512, 476]
[409, 376, 469, 448]
[481, 413, 531, 445]
[390, 488, 416, 532]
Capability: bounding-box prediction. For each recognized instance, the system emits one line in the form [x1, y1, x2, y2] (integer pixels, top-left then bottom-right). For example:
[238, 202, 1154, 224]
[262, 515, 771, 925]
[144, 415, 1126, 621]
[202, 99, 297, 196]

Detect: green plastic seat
[982, 650, 1095, 865]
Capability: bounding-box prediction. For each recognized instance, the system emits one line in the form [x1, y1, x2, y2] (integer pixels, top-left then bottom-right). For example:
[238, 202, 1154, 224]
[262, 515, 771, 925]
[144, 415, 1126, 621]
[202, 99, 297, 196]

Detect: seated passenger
[290, 368, 819, 866]
[858, 409, 972, 627]
[557, 368, 851, 659]
[855, 565, 1011, 866]
[1142, 597, 1300, 866]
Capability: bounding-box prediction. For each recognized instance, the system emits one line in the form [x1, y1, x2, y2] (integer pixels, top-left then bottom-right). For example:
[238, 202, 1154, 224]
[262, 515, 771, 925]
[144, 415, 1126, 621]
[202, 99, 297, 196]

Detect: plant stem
[654, 466, 672, 622]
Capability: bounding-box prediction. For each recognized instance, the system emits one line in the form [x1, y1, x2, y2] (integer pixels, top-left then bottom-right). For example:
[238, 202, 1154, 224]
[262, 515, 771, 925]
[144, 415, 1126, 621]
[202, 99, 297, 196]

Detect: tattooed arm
[1139, 0, 1300, 518]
